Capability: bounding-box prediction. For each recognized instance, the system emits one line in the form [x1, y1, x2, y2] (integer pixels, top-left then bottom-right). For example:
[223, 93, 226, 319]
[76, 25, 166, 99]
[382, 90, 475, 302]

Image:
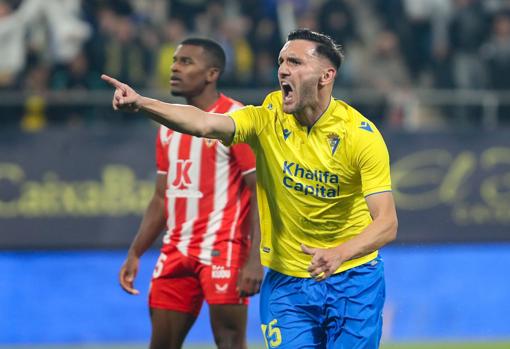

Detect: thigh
[149, 307, 197, 349]
[209, 304, 248, 349]
[149, 250, 204, 317]
[326, 257, 386, 349]
[260, 269, 326, 349]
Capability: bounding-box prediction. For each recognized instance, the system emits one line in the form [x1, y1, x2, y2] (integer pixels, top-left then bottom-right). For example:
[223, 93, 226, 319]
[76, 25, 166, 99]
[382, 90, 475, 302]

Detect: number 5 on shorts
[261, 319, 282, 348]
[153, 253, 167, 278]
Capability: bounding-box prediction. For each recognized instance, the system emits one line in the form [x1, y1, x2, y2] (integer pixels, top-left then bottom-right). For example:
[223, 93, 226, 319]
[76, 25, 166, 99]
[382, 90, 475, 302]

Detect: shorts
[260, 257, 385, 349]
[148, 246, 248, 317]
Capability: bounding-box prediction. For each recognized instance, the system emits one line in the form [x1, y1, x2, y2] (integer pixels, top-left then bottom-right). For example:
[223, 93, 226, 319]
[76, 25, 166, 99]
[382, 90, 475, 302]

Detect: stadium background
[1, 0, 510, 348]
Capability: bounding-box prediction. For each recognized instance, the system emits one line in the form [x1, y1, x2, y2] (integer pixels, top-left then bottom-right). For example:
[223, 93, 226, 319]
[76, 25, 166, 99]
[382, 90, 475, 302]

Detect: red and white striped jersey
[155, 94, 255, 267]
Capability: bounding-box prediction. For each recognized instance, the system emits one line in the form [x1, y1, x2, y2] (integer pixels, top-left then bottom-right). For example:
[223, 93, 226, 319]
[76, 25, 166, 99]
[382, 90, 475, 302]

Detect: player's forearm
[138, 97, 212, 138]
[128, 195, 166, 258]
[243, 173, 262, 264]
[247, 193, 262, 263]
[337, 216, 398, 262]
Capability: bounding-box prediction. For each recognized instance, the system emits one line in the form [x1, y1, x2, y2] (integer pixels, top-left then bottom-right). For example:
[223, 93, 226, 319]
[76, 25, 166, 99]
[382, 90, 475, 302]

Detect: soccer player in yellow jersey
[102, 29, 398, 349]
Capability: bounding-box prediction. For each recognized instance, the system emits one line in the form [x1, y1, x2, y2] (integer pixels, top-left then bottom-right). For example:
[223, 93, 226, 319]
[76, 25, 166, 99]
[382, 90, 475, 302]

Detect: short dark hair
[287, 29, 343, 70]
[180, 37, 226, 75]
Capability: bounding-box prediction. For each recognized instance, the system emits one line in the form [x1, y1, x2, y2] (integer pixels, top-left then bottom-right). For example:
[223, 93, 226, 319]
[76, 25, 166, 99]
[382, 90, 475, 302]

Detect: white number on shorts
[152, 253, 167, 278]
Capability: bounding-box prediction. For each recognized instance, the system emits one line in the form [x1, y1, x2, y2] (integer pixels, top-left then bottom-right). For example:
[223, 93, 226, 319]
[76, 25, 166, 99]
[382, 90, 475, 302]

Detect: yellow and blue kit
[228, 91, 392, 278]
[228, 91, 391, 348]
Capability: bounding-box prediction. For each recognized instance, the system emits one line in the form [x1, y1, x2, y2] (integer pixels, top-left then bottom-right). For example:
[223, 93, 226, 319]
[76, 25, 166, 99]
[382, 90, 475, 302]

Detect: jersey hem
[222, 115, 236, 146]
[261, 250, 379, 278]
[241, 168, 256, 176]
[363, 186, 392, 197]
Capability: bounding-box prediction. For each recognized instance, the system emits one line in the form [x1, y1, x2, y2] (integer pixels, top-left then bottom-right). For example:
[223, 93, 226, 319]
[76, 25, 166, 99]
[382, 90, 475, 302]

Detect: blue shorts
[260, 257, 385, 349]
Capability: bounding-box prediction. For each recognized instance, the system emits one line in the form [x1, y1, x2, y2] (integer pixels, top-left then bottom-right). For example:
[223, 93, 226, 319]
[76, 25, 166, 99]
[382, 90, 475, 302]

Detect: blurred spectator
[482, 11, 510, 123]
[353, 30, 412, 127]
[449, 0, 488, 90]
[154, 19, 187, 89]
[296, 11, 319, 32]
[43, 0, 91, 64]
[2, 0, 510, 129]
[169, 0, 208, 30]
[0, 0, 39, 89]
[399, 0, 451, 81]
[85, 5, 117, 80]
[52, 51, 102, 90]
[131, 0, 167, 25]
[21, 63, 50, 131]
[253, 50, 278, 88]
[218, 16, 254, 86]
[483, 12, 510, 91]
[318, 0, 357, 47]
[249, 17, 281, 56]
[102, 15, 152, 88]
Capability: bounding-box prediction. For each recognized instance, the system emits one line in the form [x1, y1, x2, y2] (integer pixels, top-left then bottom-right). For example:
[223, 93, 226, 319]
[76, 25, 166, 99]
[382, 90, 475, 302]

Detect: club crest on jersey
[204, 138, 216, 147]
[327, 133, 340, 155]
[283, 128, 291, 140]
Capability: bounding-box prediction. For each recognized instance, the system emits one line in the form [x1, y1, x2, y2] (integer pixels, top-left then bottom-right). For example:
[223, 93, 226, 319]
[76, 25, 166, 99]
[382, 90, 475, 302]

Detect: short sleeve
[355, 126, 392, 197]
[231, 143, 256, 175]
[227, 105, 268, 147]
[156, 127, 169, 173]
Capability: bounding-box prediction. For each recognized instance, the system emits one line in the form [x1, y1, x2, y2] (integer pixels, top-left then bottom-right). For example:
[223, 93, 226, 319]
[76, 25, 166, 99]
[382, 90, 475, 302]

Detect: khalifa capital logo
[327, 133, 340, 155]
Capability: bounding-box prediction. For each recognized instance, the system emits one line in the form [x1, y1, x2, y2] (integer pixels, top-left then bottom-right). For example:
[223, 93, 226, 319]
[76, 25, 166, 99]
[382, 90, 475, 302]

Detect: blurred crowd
[1, 0, 510, 128]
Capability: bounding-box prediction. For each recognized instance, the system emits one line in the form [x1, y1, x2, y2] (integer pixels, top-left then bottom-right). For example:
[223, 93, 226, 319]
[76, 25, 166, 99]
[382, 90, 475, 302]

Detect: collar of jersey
[206, 93, 226, 113]
[284, 97, 336, 134]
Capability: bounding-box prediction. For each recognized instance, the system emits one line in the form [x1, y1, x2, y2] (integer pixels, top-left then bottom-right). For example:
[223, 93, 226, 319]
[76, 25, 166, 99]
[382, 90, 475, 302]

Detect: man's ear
[319, 67, 336, 86]
[206, 67, 221, 83]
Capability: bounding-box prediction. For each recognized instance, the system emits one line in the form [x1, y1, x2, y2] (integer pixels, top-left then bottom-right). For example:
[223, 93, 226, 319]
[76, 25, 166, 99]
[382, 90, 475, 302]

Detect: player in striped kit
[118, 38, 262, 349]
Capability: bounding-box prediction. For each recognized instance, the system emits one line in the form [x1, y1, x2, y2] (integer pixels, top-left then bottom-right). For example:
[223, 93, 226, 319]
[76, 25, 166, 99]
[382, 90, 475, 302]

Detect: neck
[294, 93, 331, 127]
[186, 86, 220, 111]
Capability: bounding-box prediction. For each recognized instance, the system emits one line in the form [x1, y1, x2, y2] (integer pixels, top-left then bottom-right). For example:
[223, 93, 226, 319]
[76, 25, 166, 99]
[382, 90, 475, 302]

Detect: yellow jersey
[228, 91, 392, 277]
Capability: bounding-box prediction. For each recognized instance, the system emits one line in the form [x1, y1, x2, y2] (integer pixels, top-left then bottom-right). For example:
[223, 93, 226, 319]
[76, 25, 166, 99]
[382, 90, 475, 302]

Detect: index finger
[101, 74, 125, 91]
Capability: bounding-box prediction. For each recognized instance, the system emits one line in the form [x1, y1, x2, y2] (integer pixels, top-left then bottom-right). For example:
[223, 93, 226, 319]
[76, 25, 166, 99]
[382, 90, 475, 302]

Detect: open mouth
[170, 76, 182, 85]
[281, 82, 294, 103]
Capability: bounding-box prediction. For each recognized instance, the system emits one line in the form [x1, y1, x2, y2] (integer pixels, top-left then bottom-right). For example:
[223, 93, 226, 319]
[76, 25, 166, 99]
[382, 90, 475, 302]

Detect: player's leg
[198, 263, 249, 349]
[149, 308, 197, 349]
[209, 304, 248, 349]
[148, 248, 205, 349]
[259, 269, 326, 349]
[325, 257, 385, 349]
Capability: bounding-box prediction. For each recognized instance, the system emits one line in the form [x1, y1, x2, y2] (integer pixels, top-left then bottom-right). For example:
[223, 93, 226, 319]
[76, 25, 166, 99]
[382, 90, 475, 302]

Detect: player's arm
[237, 172, 264, 297]
[101, 74, 235, 144]
[302, 192, 397, 281]
[332, 191, 397, 261]
[303, 125, 397, 281]
[119, 174, 167, 295]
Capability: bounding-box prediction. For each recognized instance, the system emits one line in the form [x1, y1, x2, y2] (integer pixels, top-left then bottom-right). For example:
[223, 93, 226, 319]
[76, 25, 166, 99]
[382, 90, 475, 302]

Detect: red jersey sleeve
[156, 127, 169, 173]
[230, 143, 256, 175]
